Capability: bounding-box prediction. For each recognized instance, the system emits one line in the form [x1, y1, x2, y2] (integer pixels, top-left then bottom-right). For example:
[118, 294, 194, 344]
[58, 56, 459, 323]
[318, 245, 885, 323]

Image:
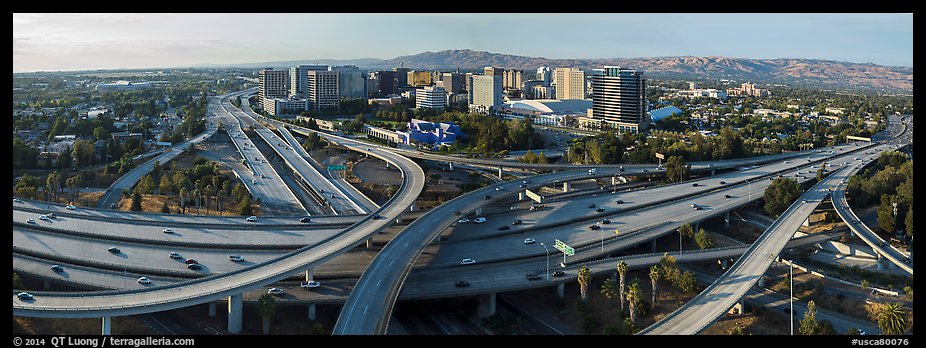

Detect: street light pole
[540, 243, 550, 281]
[600, 229, 604, 254]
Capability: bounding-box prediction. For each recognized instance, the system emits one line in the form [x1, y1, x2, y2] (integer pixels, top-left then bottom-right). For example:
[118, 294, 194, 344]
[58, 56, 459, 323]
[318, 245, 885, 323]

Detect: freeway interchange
[12, 88, 912, 335]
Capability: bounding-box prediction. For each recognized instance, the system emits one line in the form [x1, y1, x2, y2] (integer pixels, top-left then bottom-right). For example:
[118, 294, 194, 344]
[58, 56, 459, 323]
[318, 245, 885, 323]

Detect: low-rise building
[112, 132, 144, 144]
[398, 118, 465, 146]
[96, 81, 152, 92]
[264, 98, 308, 117]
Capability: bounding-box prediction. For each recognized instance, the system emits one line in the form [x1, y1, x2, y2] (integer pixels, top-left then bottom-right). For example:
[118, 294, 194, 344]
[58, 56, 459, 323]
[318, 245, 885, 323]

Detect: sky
[12, 13, 913, 73]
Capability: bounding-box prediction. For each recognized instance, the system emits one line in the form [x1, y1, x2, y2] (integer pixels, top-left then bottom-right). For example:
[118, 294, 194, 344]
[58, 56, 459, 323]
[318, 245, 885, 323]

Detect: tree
[130, 192, 143, 211]
[13, 273, 23, 289]
[46, 171, 62, 203]
[72, 140, 95, 167]
[877, 194, 897, 234]
[649, 265, 660, 304]
[600, 277, 618, 308]
[65, 175, 82, 202]
[577, 265, 591, 303]
[763, 177, 802, 217]
[160, 200, 170, 213]
[678, 270, 697, 293]
[617, 261, 628, 311]
[665, 156, 690, 183]
[876, 303, 906, 335]
[257, 293, 277, 335]
[159, 175, 173, 195]
[904, 204, 913, 238]
[678, 223, 694, 239]
[626, 279, 642, 326]
[238, 196, 253, 216]
[799, 300, 820, 335]
[730, 322, 749, 335]
[694, 228, 715, 250]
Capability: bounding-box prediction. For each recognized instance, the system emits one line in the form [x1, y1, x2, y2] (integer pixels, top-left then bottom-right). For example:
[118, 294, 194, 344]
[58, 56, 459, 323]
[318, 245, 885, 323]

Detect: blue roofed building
[649, 105, 684, 122]
[397, 118, 466, 146]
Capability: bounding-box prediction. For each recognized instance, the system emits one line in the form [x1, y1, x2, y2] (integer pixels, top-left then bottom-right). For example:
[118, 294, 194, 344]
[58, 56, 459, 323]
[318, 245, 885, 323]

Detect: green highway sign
[327, 165, 346, 171]
[554, 239, 575, 256]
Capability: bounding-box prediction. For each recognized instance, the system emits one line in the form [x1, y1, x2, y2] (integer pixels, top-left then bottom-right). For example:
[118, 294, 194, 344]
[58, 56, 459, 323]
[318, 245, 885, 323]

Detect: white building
[307, 70, 339, 111]
[259, 68, 290, 109]
[264, 98, 308, 117]
[95, 81, 152, 92]
[499, 99, 591, 126]
[416, 86, 447, 109]
[290, 65, 328, 98]
[332, 65, 368, 100]
[468, 75, 503, 113]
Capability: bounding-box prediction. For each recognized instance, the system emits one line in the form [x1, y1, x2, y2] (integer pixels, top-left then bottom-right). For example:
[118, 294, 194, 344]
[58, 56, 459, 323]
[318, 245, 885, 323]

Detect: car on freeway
[169, 252, 183, 259]
[519, 184, 527, 188]
[229, 255, 245, 262]
[301, 281, 320, 289]
[457, 218, 470, 224]
[187, 263, 203, 270]
[588, 203, 596, 208]
[615, 199, 624, 204]
[692, 204, 702, 210]
[484, 195, 492, 200]
[523, 179, 531, 184]
[13, 198, 23, 203]
[51, 265, 64, 273]
[692, 183, 699, 187]
[26, 219, 35, 224]
[802, 200, 808, 203]
[185, 259, 199, 265]
[589, 224, 601, 230]
[162, 228, 174, 234]
[268, 288, 285, 296]
[552, 270, 566, 277]
[461, 258, 476, 265]
[66, 205, 76, 210]
[372, 213, 382, 220]
[252, 179, 257, 184]
[526, 273, 542, 281]
[16, 292, 33, 301]
[512, 219, 523, 225]
[495, 186, 503, 191]
[473, 217, 487, 224]
[876, 241, 885, 247]
[46, 212, 56, 218]
[455, 280, 470, 288]
[902, 257, 910, 264]
[719, 181, 726, 185]
[596, 207, 605, 212]
[137, 277, 151, 285]
[246, 215, 257, 222]
[602, 218, 611, 224]
[299, 217, 312, 223]
[498, 225, 510, 231]
[39, 215, 49, 221]
[107, 247, 120, 254]
[523, 238, 536, 244]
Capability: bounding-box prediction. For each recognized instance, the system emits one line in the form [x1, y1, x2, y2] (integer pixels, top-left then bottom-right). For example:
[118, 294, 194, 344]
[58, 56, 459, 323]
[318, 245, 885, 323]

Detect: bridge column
[43, 279, 51, 290]
[725, 212, 730, 228]
[758, 275, 766, 287]
[385, 162, 390, 169]
[556, 283, 565, 299]
[518, 192, 524, 201]
[802, 217, 810, 227]
[612, 176, 618, 186]
[448, 162, 453, 171]
[308, 304, 317, 320]
[305, 269, 314, 282]
[652, 239, 657, 253]
[563, 181, 571, 193]
[477, 292, 497, 318]
[498, 167, 503, 178]
[475, 208, 482, 216]
[228, 294, 243, 334]
[209, 303, 217, 317]
[728, 298, 745, 315]
[101, 316, 111, 335]
[409, 202, 415, 212]
[876, 254, 885, 270]
[366, 238, 374, 248]
[721, 259, 729, 270]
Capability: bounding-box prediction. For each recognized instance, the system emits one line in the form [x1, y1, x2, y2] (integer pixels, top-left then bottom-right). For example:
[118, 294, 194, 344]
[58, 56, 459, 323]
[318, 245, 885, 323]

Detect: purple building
[398, 118, 465, 146]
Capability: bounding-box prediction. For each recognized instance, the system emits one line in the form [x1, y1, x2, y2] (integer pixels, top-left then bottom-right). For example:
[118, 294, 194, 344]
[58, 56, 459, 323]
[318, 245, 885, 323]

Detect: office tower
[554, 67, 586, 100]
[503, 69, 526, 91]
[484, 66, 504, 77]
[332, 65, 367, 100]
[416, 86, 447, 109]
[469, 74, 503, 113]
[259, 68, 289, 109]
[537, 67, 552, 86]
[590, 66, 647, 134]
[441, 72, 465, 94]
[307, 70, 339, 111]
[289, 65, 328, 98]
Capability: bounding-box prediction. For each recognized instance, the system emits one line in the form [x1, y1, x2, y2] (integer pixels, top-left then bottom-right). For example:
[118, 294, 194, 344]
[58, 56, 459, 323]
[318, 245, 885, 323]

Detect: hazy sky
[13, 13, 913, 73]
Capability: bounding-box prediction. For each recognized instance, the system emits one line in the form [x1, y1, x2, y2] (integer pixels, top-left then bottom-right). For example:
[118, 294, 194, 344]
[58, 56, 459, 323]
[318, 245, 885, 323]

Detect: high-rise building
[503, 69, 526, 91]
[332, 65, 367, 100]
[484, 66, 504, 77]
[536, 67, 552, 87]
[469, 74, 503, 114]
[590, 66, 647, 134]
[415, 86, 447, 109]
[441, 72, 465, 94]
[393, 67, 410, 90]
[259, 68, 290, 109]
[370, 70, 396, 96]
[307, 70, 339, 112]
[407, 71, 432, 87]
[554, 68, 586, 100]
[289, 65, 328, 98]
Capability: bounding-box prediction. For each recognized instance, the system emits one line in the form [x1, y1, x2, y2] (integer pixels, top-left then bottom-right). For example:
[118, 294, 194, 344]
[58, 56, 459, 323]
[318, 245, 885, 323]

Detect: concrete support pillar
[43, 279, 51, 290]
[725, 212, 730, 228]
[228, 294, 243, 334]
[694, 222, 699, 234]
[876, 254, 885, 270]
[448, 162, 453, 171]
[308, 304, 317, 320]
[518, 192, 524, 201]
[366, 238, 373, 248]
[101, 316, 111, 335]
[496, 167, 503, 178]
[612, 176, 618, 186]
[721, 259, 729, 270]
[563, 181, 571, 193]
[557, 283, 565, 299]
[477, 293, 497, 318]
[802, 217, 810, 227]
[209, 303, 217, 317]
[409, 202, 415, 212]
[758, 276, 766, 287]
[305, 269, 314, 282]
[728, 298, 745, 315]
[651, 239, 657, 253]
[385, 162, 390, 169]
[475, 208, 482, 216]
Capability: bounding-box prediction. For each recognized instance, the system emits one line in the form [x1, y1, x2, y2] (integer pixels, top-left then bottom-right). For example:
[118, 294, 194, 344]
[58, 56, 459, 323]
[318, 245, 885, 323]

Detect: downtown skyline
[13, 13, 913, 73]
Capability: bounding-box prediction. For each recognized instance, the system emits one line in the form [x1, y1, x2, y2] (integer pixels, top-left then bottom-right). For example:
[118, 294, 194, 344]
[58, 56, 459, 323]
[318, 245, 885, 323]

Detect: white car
[495, 186, 503, 191]
[246, 216, 257, 222]
[26, 219, 36, 224]
[162, 228, 174, 234]
[13, 198, 23, 203]
[268, 288, 284, 295]
[169, 252, 183, 259]
[65, 205, 76, 210]
[137, 277, 151, 285]
[523, 238, 536, 244]
[39, 215, 49, 221]
[229, 255, 245, 262]
[301, 281, 320, 289]
[457, 218, 470, 224]
[473, 217, 487, 224]
[461, 258, 476, 265]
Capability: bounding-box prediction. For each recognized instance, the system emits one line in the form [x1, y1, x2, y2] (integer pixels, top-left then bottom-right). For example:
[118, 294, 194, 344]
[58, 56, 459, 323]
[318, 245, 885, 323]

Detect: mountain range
[220, 49, 913, 92]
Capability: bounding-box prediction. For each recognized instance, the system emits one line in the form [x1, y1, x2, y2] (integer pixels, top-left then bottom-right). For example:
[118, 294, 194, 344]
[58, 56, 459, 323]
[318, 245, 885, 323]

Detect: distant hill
[214, 49, 912, 92]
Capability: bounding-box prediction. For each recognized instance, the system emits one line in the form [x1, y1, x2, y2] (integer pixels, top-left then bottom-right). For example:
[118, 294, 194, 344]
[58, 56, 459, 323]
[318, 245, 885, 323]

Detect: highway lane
[832, 186, 912, 274]
[12, 118, 425, 320]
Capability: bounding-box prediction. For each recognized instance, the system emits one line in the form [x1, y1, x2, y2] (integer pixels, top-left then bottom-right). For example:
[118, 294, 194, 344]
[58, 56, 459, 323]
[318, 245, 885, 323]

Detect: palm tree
[600, 277, 618, 308]
[649, 265, 660, 304]
[577, 266, 591, 303]
[257, 293, 277, 335]
[46, 171, 61, 203]
[626, 280, 642, 325]
[876, 302, 906, 335]
[617, 261, 628, 311]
